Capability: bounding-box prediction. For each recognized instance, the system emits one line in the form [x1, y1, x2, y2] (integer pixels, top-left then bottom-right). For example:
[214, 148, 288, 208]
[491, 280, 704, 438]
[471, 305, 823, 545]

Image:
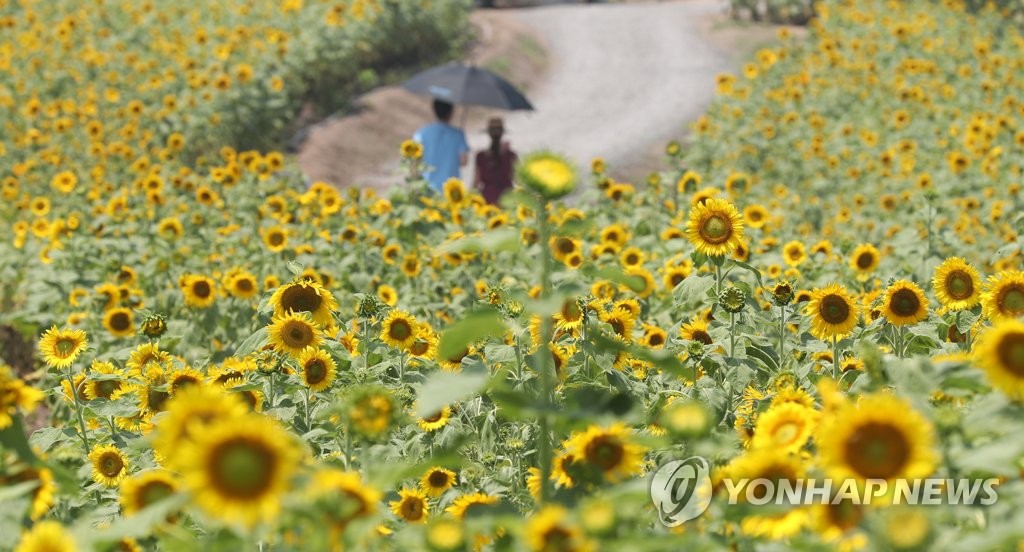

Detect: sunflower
[269, 279, 338, 328]
[262, 226, 288, 252]
[680, 317, 713, 345]
[973, 319, 1024, 400]
[553, 299, 584, 334]
[0, 366, 44, 428]
[225, 272, 259, 299]
[153, 385, 249, 468]
[525, 505, 589, 552]
[848, 244, 880, 279]
[806, 284, 860, 341]
[750, 402, 818, 454]
[167, 367, 204, 395]
[619, 247, 646, 268]
[642, 323, 668, 349]
[400, 254, 422, 278]
[103, 307, 135, 338]
[308, 469, 381, 531]
[881, 279, 930, 326]
[420, 467, 457, 498]
[932, 257, 981, 311]
[981, 270, 1024, 321]
[125, 343, 170, 377]
[417, 406, 451, 432]
[380, 310, 418, 350]
[685, 197, 745, 257]
[346, 386, 399, 439]
[38, 326, 88, 369]
[817, 393, 937, 484]
[517, 151, 578, 199]
[743, 204, 770, 229]
[445, 492, 499, 519]
[443, 178, 469, 208]
[408, 323, 438, 360]
[180, 275, 216, 308]
[390, 487, 429, 524]
[179, 414, 301, 527]
[89, 445, 130, 487]
[296, 347, 337, 392]
[13, 521, 77, 552]
[377, 284, 398, 307]
[563, 423, 645, 483]
[782, 241, 806, 267]
[268, 312, 323, 357]
[599, 310, 635, 341]
[119, 469, 179, 517]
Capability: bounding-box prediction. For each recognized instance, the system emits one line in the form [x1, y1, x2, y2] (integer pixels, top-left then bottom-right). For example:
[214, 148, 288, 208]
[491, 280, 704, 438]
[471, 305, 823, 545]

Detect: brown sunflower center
[449, 188, 464, 202]
[889, 288, 921, 317]
[280, 285, 322, 313]
[401, 496, 425, 520]
[843, 422, 910, 479]
[855, 252, 875, 270]
[625, 253, 639, 265]
[269, 232, 284, 246]
[147, 387, 169, 413]
[542, 527, 574, 549]
[819, 295, 851, 324]
[409, 340, 429, 356]
[946, 324, 967, 344]
[699, 214, 732, 244]
[670, 273, 686, 287]
[428, 471, 450, 488]
[422, 410, 444, 423]
[995, 331, 1024, 377]
[584, 435, 624, 471]
[110, 312, 131, 331]
[556, 238, 575, 255]
[826, 500, 863, 531]
[210, 438, 276, 499]
[192, 281, 211, 298]
[945, 271, 974, 300]
[388, 319, 413, 341]
[691, 329, 713, 345]
[235, 279, 254, 293]
[304, 359, 327, 384]
[284, 321, 314, 349]
[998, 285, 1024, 315]
[648, 333, 666, 347]
[99, 453, 124, 477]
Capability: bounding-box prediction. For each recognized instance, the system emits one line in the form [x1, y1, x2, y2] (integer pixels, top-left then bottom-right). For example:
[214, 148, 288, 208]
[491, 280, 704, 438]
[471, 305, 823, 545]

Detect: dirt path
[298, 0, 789, 189]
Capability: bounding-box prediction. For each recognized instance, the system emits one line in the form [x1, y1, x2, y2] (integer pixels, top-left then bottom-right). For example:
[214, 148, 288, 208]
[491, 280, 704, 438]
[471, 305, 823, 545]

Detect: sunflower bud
[719, 286, 746, 314]
[771, 280, 795, 306]
[140, 314, 167, 338]
[516, 151, 578, 200]
[356, 294, 384, 318]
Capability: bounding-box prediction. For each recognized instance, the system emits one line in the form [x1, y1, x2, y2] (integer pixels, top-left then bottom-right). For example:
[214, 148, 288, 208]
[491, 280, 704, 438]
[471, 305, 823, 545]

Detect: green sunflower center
[584, 435, 625, 471]
[96, 380, 120, 399]
[996, 331, 1024, 377]
[945, 271, 974, 300]
[819, 295, 851, 324]
[211, 439, 276, 499]
[140, 481, 174, 508]
[844, 422, 910, 479]
[280, 285, 321, 313]
[890, 288, 922, 317]
[998, 285, 1024, 315]
[700, 215, 731, 244]
[147, 387, 169, 413]
[55, 337, 78, 357]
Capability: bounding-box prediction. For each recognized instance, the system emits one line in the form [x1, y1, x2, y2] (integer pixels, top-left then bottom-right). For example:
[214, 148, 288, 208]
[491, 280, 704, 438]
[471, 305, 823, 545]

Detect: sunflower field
[3, 0, 1024, 550]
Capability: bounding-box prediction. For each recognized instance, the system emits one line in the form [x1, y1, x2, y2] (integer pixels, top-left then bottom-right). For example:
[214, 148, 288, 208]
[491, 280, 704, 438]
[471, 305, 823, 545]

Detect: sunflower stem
[304, 390, 311, 431]
[345, 426, 354, 469]
[832, 337, 840, 380]
[64, 368, 91, 456]
[778, 305, 787, 369]
[714, 262, 723, 298]
[729, 312, 736, 357]
[536, 197, 555, 505]
[107, 417, 118, 441]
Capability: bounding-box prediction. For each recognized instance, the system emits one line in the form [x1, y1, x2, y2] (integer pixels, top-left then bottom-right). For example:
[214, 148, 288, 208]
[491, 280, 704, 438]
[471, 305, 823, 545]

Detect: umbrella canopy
[402, 63, 534, 111]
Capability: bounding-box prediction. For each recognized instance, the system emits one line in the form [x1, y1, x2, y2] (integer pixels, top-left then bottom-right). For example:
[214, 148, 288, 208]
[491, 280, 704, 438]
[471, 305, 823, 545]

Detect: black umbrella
[402, 63, 534, 111]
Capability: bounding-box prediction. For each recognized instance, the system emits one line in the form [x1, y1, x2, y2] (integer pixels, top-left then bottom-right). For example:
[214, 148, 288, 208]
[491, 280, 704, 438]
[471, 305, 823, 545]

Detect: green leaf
[415, 362, 489, 418]
[74, 493, 188, 547]
[0, 416, 38, 465]
[434, 228, 520, 255]
[86, 399, 139, 418]
[437, 308, 507, 360]
[583, 265, 645, 291]
[233, 327, 268, 357]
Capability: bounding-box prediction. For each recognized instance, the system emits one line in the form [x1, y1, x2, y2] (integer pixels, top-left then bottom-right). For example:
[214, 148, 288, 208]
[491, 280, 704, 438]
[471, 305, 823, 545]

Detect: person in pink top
[473, 118, 518, 205]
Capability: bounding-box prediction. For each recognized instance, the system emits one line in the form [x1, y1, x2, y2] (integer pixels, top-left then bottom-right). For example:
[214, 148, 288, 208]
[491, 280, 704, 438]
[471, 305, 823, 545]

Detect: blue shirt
[414, 122, 469, 192]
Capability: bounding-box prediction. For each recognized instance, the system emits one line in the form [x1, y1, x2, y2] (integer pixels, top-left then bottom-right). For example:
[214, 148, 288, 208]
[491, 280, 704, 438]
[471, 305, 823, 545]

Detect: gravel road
[466, 0, 731, 175]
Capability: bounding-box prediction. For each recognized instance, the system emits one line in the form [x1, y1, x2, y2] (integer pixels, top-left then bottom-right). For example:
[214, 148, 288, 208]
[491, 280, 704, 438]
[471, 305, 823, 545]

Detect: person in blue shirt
[413, 99, 469, 192]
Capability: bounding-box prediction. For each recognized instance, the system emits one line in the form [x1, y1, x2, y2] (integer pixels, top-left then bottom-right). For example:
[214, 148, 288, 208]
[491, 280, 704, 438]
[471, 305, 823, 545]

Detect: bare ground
[297, 0, 803, 189]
